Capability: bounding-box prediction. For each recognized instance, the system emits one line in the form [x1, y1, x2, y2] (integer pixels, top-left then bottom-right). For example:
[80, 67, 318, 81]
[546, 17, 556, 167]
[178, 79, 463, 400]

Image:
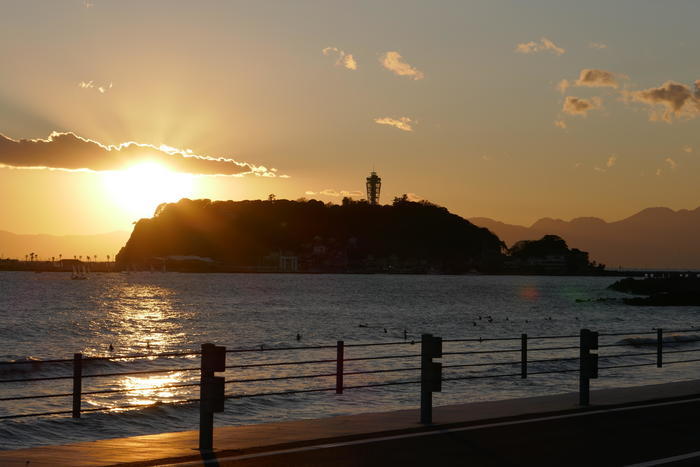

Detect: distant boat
[71, 265, 88, 280]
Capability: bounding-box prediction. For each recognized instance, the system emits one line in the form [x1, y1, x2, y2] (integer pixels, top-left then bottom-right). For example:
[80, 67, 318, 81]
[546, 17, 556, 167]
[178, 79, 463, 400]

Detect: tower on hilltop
[366, 171, 381, 205]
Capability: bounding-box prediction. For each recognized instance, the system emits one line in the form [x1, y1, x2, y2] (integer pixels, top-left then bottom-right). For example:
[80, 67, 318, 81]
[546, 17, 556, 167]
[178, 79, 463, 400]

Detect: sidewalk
[2, 380, 700, 466]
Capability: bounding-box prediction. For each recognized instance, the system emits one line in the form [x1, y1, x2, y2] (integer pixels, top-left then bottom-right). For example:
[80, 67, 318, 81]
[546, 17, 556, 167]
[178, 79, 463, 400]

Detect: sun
[102, 162, 194, 219]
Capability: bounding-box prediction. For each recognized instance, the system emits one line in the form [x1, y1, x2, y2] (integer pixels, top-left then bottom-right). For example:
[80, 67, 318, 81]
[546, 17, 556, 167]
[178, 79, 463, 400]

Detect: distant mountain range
[3, 205, 698, 270]
[0, 230, 130, 261]
[470, 207, 700, 269]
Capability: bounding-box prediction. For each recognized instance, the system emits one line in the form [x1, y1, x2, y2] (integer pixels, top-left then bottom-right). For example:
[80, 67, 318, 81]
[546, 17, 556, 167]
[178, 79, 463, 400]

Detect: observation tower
[366, 171, 381, 205]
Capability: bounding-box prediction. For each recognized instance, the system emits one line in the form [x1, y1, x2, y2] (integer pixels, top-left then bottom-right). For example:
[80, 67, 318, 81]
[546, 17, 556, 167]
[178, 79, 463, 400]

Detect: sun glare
[102, 162, 194, 219]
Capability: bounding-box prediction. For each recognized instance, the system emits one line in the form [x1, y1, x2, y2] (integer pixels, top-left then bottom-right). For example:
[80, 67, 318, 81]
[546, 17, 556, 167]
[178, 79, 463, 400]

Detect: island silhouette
[113, 197, 602, 274]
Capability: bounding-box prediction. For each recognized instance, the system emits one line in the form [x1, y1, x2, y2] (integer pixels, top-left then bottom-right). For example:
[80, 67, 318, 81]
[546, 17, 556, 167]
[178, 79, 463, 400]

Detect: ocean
[1, 271, 699, 450]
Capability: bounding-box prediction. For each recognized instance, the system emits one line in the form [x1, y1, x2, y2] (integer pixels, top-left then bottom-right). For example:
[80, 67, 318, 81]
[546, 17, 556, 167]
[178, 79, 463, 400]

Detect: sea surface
[1, 271, 700, 450]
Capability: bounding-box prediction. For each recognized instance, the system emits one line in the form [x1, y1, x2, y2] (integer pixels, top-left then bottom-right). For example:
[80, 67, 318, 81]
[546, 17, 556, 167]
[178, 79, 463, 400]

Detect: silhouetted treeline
[504, 234, 603, 274]
[115, 197, 505, 273]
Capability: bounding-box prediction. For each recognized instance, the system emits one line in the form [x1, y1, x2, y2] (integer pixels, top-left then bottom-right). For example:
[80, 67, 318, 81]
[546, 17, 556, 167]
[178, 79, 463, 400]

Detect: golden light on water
[101, 162, 194, 220]
[119, 373, 185, 406]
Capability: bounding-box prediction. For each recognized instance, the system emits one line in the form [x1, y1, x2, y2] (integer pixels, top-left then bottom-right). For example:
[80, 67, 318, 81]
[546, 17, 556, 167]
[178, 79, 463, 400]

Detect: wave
[620, 334, 700, 347]
[0, 355, 198, 378]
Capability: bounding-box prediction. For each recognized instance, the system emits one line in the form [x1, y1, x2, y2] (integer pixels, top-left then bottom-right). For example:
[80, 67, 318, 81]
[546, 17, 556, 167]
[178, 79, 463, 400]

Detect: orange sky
[0, 1, 699, 236]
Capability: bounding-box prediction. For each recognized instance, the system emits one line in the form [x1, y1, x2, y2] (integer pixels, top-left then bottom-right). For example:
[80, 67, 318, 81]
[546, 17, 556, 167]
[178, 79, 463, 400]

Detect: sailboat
[71, 265, 88, 280]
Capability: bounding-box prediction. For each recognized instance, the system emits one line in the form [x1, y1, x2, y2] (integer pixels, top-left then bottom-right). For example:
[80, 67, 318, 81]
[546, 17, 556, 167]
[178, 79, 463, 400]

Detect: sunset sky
[1, 0, 699, 235]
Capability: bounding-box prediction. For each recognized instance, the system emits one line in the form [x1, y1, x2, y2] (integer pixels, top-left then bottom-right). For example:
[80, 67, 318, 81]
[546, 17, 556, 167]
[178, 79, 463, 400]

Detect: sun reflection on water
[119, 373, 185, 406]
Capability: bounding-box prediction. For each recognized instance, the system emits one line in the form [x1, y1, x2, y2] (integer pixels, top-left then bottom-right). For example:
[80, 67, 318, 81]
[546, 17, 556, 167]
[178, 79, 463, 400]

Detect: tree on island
[116, 197, 505, 273]
[507, 234, 603, 274]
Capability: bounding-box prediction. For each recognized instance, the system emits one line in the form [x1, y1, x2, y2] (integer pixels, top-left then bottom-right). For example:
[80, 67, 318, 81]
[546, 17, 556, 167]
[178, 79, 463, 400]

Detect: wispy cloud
[78, 80, 113, 94]
[553, 120, 567, 129]
[322, 47, 357, 70]
[594, 154, 617, 172]
[665, 157, 678, 169]
[556, 79, 570, 94]
[380, 51, 424, 80]
[562, 96, 601, 116]
[374, 116, 414, 132]
[0, 132, 282, 177]
[589, 42, 608, 49]
[625, 80, 700, 122]
[515, 37, 565, 56]
[305, 189, 363, 198]
[575, 69, 624, 88]
[682, 145, 694, 153]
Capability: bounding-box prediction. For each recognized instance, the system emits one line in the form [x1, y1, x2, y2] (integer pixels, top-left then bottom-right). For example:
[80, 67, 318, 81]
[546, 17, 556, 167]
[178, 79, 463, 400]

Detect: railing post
[579, 329, 599, 406]
[521, 333, 527, 379]
[72, 353, 82, 418]
[420, 334, 442, 425]
[336, 340, 344, 394]
[199, 343, 226, 452]
[657, 328, 663, 368]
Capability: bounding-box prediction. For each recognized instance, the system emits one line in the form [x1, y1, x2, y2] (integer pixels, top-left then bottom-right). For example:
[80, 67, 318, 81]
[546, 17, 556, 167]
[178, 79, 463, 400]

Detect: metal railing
[2, 327, 700, 449]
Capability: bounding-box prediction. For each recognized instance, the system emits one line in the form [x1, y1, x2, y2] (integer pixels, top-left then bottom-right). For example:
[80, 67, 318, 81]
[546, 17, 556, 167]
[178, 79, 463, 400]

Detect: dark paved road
[189, 397, 700, 467]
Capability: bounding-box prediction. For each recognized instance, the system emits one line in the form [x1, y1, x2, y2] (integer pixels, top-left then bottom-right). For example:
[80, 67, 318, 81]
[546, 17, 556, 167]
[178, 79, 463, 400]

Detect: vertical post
[199, 343, 226, 452]
[579, 330, 590, 406]
[336, 340, 344, 394]
[420, 334, 433, 425]
[200, 344, 214, 452]
[579, 329, 598, 406]
[657, 328, 663, 368]
[72, 353, 82, 418]
[420, 334, 442, 425]
[521, 334, 527, 379]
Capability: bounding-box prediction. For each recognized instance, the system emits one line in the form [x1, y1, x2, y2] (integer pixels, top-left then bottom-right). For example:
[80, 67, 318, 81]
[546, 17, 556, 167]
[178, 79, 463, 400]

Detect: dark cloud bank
[0, 132, 278, 176]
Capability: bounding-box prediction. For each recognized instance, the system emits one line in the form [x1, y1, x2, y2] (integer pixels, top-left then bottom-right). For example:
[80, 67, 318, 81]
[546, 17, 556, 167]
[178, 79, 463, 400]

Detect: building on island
[366, 171, 381, 205]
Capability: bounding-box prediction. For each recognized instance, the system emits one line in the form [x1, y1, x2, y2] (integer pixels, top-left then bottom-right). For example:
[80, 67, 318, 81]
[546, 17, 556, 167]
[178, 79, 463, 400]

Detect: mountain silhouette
[471, 206, 700, 269]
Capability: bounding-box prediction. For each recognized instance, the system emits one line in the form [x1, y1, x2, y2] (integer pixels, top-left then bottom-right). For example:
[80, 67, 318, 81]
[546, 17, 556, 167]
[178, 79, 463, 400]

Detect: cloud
[515, 37, 565, 56]
[553, 120, 567, 129]
[306, 189, 363, 198]
[556, 79, 570, 94]
[322, 47, 357, 70]
[665, 157, 678, 169]
[589, 42, 607, 49]
[656, 168, 662, 176]
[78, 81, 112, 93]
[0, 132, 281, 177]
[562, 96, 601, 116]
[593, 154, 617, 173]
[380, 51, 424, 80]
[682, 145, 693, 153]
[575, 69, 622, 88]
[627, 80, 700, 122]
[374, 116, 414, 132]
